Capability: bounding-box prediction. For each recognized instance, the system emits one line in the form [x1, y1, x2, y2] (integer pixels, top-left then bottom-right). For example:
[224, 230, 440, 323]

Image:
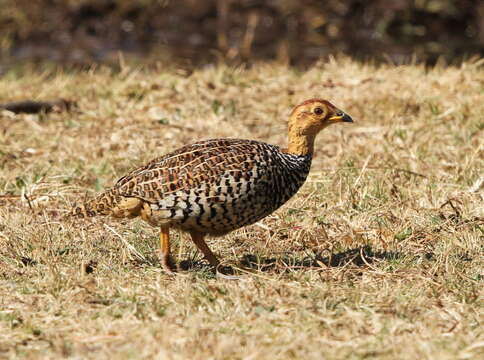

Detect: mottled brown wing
[113, 139, 267, 204]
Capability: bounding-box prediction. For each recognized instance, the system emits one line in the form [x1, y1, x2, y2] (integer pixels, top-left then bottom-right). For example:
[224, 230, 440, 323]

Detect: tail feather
[71, 188, 143, 218]
[71, 188, 116, 217]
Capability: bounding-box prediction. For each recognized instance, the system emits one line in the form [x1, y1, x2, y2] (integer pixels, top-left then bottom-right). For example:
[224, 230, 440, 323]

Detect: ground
[0, 58, 482, 359]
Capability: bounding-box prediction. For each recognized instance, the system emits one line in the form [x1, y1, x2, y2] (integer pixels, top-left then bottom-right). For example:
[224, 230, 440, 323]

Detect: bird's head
[287, 98, 353, 155]
[289, 98, 353, 134]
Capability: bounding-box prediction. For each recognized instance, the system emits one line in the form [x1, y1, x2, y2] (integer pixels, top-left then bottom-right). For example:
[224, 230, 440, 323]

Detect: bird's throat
[287, 133, 316, 156]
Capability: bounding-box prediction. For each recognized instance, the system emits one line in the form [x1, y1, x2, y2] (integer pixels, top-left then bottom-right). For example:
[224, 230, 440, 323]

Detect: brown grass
[0, 58, 483, 359]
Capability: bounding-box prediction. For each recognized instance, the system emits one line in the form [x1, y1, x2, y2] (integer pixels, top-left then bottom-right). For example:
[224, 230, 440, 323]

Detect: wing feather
[113, 139, 272, 204]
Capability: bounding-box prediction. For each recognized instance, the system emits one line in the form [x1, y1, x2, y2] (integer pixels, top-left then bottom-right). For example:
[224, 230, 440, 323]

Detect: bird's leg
[190, 232, 240, 279]
[190, 232, 220, 269]
[158, 226, 176, 274]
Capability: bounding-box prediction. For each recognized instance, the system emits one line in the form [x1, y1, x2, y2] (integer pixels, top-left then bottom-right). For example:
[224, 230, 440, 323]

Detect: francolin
[73, 99, 353, 274]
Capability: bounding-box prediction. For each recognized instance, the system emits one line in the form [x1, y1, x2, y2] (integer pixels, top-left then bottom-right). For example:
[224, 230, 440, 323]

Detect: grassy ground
[0, 58, 483, 359]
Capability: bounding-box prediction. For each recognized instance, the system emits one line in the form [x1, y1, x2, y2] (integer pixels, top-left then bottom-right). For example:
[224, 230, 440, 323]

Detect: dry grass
[0, 58, 483, 359]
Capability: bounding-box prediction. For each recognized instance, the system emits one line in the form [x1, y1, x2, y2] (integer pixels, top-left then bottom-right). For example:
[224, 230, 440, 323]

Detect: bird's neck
[287, 133, 316, 156]
[287, 121, 318, 155]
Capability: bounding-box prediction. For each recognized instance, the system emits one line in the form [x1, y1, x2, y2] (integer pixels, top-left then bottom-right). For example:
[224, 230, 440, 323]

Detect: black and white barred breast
[88, 139, 312, 235]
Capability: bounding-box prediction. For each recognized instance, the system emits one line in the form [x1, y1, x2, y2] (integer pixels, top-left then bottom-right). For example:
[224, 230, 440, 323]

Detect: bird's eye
[314, 107, 323, 115]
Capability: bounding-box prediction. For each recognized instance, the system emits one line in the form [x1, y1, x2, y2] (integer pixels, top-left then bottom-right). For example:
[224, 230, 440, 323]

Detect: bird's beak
[328, 111, 353, 123]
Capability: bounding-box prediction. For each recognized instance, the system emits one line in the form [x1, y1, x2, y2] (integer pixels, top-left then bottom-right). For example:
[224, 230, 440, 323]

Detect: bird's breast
[149, 152, 312, 234]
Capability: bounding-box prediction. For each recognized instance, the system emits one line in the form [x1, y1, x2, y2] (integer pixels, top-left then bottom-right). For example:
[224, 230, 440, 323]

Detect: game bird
[73, 99, 353, 274]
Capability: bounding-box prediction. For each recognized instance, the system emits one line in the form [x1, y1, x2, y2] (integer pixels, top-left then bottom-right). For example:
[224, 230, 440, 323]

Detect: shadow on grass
[239, 245, 403, 272]
[170, 245, 404, 273]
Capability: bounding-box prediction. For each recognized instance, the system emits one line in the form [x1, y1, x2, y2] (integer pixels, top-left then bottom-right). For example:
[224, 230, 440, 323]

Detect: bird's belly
[179, 194, 277, 235]
[148, 180, 293, 235]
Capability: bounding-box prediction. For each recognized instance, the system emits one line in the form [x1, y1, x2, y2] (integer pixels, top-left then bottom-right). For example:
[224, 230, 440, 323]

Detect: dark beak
[328, 111, 354, 123]
[342, 113, 353, 123]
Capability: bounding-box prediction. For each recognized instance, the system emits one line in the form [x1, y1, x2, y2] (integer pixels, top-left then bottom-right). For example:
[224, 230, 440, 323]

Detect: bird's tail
[70, 188, 143, 219]
[71, 188, 119, 218]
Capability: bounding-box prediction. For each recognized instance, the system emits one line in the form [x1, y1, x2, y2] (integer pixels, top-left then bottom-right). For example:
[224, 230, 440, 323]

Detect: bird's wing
[113, 138, 271, 204]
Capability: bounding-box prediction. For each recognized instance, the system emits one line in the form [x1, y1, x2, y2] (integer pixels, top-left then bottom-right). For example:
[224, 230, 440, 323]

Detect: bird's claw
[215, 265, 241, 280]
[155, 249, 177, 275]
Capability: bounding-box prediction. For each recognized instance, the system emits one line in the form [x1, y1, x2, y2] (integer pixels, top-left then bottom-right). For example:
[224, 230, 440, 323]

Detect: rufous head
[287, 99, 353, 155]
[289, 98, 353, 135]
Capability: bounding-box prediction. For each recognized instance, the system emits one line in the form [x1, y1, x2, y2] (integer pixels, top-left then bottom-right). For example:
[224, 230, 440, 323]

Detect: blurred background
[1, 0, 483, 70]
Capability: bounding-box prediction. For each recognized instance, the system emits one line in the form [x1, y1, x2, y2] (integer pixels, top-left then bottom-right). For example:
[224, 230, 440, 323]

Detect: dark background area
[1, 0, 483, 69]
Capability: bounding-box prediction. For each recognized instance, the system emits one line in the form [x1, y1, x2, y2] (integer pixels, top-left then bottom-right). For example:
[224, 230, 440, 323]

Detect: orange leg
[158, 226, 176, 273]
[190, 232, 220, 269]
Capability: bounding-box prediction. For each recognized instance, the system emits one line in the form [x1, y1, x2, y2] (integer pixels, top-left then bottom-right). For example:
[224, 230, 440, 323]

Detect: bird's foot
[155, 249, 177, 275]
[215, 265, 241, 280]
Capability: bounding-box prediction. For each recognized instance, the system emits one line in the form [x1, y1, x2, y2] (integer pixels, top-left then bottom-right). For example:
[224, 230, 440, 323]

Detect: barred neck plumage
[277, 151, 312, 177]
[260, 143, 313, 209]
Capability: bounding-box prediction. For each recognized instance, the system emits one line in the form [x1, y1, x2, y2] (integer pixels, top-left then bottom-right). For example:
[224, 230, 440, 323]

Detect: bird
[72, 99, 353, 274]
